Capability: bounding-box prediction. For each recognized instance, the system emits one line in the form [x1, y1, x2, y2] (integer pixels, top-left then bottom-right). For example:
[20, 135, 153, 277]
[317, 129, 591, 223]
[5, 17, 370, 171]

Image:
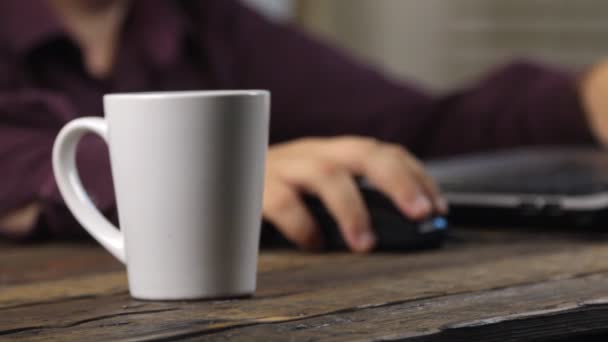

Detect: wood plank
[1, 227, 603, 308]
[199, 273, 608, 342]
[6, 272, 608, 341]
[0, 242, 121, 286]
[3, 235, 608, 340]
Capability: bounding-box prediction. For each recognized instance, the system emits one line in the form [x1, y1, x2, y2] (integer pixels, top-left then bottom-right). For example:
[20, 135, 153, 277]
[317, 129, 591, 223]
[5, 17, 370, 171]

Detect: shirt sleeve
[0, 89, 116, 240]
[201, 0, 598, 158]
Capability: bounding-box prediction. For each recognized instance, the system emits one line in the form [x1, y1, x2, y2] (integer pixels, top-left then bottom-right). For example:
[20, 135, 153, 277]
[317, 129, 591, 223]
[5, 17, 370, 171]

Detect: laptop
[426, 146, 608, 228]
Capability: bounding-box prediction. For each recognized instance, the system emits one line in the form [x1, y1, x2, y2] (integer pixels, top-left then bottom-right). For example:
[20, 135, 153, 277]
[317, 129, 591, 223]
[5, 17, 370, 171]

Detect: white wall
[298, 0, 608, 92]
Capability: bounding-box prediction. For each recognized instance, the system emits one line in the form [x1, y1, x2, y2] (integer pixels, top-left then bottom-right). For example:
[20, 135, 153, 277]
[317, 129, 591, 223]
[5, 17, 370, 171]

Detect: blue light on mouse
[432, 217, 448, 230]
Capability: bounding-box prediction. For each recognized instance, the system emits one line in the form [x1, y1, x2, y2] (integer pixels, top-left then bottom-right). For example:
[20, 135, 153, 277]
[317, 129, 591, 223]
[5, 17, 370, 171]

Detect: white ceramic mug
[52, 90, 270, 300]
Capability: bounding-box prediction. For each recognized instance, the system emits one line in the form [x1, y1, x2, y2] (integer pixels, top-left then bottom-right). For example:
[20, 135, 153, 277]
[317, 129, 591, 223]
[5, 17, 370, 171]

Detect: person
[1, 0, 606, 253]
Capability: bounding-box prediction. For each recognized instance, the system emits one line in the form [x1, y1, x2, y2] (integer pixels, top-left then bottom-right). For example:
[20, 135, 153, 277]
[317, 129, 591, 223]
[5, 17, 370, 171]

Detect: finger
[401, 155, 448, 214]
[263, 181, 323, 251]
[315, 172, 374, 253]
[365, 144, 437, 219]
[279, 159, 375, 253]
[318, 138, 434, 220]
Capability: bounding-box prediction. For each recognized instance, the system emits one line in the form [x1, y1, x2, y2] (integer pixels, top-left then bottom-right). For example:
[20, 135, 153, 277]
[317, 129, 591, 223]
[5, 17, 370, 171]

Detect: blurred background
[243, 0, 608, 92]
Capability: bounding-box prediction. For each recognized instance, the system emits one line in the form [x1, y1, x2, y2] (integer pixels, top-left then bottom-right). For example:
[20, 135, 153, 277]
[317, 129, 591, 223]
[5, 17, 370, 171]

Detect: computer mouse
[261, 182, 448, 251]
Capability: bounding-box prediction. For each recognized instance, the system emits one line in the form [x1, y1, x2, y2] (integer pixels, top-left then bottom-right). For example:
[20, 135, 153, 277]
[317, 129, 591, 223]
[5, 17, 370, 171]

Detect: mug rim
[104, 90, 269, 100]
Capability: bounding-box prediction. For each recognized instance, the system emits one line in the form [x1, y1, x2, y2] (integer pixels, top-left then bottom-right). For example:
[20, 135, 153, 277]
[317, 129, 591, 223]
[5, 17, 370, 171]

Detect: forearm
[225, 2, 597, 158]
[0, 91, 116, 240]
[416, 61, 598, 158]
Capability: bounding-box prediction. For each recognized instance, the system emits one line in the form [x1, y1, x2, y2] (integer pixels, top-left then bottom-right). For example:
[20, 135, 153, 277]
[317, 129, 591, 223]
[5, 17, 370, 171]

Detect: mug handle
[52, 117, 126, 263]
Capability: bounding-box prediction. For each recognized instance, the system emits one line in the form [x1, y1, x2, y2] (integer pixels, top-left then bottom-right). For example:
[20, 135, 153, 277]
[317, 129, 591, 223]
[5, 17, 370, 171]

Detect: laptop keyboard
[440, 162, 608, 195]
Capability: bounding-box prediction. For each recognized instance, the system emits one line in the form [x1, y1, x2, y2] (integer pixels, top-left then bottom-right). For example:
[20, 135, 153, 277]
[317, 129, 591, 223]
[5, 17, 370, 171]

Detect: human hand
[263, 136, 447, 253]
[0, 202, 41, 237]
[582, 60, 608, 145]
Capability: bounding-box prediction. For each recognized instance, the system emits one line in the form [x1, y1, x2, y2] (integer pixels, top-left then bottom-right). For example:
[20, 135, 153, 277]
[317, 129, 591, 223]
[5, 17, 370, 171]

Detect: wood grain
[2, 228, 603, 308]
[0, 242, 121, 286]
[2, 229, 608, 341]
[200, 272, 608, 342]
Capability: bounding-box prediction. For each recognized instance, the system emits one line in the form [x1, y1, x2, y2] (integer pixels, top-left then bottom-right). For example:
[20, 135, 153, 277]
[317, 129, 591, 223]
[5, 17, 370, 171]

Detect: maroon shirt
[0, 0, 597, 239]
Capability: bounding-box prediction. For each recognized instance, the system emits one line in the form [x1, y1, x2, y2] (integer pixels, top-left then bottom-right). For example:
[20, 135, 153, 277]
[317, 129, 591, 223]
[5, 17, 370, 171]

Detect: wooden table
[3, 227, 608, 341]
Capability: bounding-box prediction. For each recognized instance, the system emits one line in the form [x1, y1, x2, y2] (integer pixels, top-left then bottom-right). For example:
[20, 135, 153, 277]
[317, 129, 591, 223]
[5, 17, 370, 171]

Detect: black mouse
[261, 182, 448, 251]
